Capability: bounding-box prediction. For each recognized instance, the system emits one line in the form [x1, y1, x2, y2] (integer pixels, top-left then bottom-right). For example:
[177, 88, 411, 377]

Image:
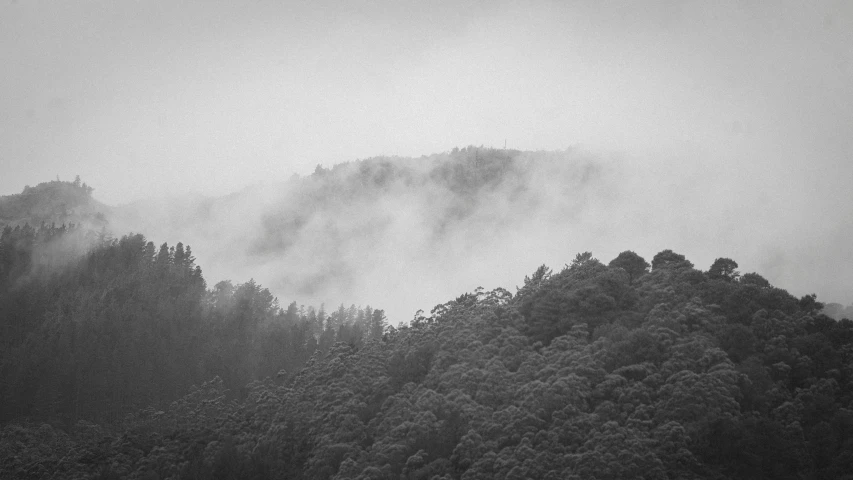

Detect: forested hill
[0, 226, 386, 428]
[0, 177, 109, 229]
[3, 234, 853, 478]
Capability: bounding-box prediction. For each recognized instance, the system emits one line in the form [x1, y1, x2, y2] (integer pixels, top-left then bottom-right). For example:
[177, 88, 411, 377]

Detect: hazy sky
[3, 0, 850, 200]
[3, 0, 853, 308]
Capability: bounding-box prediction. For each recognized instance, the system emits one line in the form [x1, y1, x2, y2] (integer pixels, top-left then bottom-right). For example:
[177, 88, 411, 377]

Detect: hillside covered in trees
[0, 224, 386, 428]
[2, 204, 852, 478]
[0, 178, 108, 230]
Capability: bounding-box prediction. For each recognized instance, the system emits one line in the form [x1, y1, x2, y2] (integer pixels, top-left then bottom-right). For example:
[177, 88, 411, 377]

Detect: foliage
[608, 250, 650, 284]
[0, 228, 381, 429]
[2, 238, 853, 479]
[708, 257, 740, 282]
[651, 249, 694, 271]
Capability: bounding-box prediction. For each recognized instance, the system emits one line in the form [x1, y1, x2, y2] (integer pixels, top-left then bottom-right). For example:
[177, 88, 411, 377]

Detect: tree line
[2, 230, 852, 479]
[0, 224, 386, 429]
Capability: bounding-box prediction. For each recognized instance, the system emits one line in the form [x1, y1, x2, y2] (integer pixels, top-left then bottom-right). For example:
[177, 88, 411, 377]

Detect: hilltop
[0, 177, 109, 229]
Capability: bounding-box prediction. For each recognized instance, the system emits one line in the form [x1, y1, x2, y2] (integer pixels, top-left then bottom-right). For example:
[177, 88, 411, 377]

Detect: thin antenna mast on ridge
[504, 139, 507, 149]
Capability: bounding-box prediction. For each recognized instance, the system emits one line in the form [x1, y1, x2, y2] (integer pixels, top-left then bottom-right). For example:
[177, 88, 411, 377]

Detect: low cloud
[109, 146, 853, 323]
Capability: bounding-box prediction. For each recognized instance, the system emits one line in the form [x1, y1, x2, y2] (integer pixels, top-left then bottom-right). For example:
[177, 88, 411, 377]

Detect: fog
[112, 149, 617, 321]
[3, 1, 852, 320]
[109, 146, 850, 323]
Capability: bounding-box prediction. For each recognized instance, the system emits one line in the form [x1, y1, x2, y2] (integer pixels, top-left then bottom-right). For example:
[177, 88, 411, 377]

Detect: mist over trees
[822, 303, 853, 321]
[110, 146, 611, 323]
[1, 166, 853, 479]
[101, 147, 853, 324]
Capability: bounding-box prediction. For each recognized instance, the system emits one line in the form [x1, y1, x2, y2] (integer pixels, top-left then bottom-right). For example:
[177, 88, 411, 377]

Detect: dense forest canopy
[0, 224, 385, 428]
[1, 163, 852, 479]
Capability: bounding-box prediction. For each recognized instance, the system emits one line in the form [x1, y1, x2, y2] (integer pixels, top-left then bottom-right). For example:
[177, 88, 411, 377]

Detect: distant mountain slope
[823, 302, 853, 321]
[0, 178, 109, 229]
[111, 146, 606, 321]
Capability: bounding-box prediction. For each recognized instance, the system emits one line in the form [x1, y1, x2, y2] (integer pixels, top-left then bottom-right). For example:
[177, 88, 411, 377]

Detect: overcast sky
[2, 0, 852, 306]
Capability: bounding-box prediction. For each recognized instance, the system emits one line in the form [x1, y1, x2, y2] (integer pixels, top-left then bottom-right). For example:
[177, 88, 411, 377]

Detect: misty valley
[2, 149, 853, 479]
